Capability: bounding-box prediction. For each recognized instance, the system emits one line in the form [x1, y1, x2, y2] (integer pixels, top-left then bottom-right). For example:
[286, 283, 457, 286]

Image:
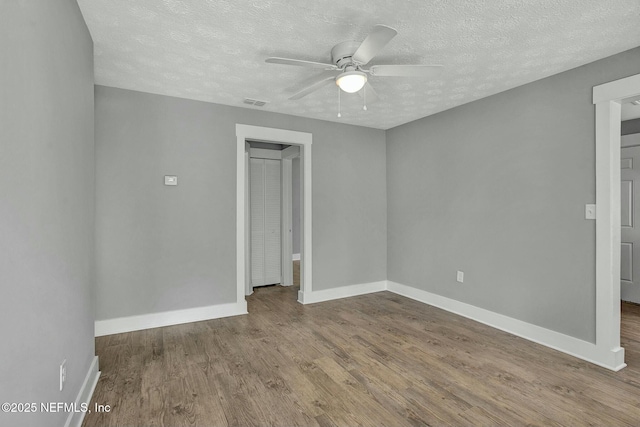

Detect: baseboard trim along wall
[93, 281, 625, 371]
[292, 253, 301, 261]
[64, 356, 100, 427]
[386, 281, 626, 372]
[95, 302, 248, 336]
[298, 281, 387, 305]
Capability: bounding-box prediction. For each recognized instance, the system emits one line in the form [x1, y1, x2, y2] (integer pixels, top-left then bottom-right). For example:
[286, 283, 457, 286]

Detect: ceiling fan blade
[369, 64, 443, 77]
[289, 76, 335, 100]
[286, 70, 339, 93]
[358, 82, 379, 104]
[352, 25, 398, 65]
[266, 57, 337, 70]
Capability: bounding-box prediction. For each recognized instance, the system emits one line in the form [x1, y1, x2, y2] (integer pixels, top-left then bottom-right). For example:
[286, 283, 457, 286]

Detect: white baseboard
[64, 356, 100, 427]
[387, 281, 625, 371]
[292, 253, 300, 261]
[298, 281, 386, 304]
[92, 279, 625, 371]
[95, 302, 247, 337]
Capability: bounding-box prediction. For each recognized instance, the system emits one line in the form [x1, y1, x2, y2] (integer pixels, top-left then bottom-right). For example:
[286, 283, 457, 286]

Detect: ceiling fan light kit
[266, 24, 443, 109]
[335, 71, 367, 93]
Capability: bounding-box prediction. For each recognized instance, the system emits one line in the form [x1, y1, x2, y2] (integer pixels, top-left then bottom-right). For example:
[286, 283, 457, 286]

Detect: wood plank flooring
[84, 265, 640, 426]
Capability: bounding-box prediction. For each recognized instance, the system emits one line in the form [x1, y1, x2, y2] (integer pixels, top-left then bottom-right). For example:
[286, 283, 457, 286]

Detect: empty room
[3, 1, 640, 426]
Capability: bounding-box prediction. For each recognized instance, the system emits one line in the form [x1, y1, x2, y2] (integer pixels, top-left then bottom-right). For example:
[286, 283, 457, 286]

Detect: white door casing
[244, 147, 252, 296]
[593, 72, 640, 371]
[281, 158, 294, 286]
[281, 145, 300, 287]
[236, 124, 312, 309]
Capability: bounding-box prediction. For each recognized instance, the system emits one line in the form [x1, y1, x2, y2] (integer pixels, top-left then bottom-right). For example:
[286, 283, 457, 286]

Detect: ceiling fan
[265, 25, 442, 103]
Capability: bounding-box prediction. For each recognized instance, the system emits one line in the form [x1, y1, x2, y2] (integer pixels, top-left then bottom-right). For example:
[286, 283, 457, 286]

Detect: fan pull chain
[337, 87, 342, 118]
[363, 85, 367, 111]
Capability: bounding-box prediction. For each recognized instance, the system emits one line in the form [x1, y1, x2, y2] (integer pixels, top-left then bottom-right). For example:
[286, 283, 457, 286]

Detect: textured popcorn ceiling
[77, 0, 640, 130]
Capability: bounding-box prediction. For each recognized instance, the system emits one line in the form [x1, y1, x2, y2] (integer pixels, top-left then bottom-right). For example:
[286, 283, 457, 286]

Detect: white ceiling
[77, 0, 640, 130]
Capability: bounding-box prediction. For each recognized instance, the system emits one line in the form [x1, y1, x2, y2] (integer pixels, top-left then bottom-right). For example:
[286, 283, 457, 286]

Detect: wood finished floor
[84, 265, 640, 426]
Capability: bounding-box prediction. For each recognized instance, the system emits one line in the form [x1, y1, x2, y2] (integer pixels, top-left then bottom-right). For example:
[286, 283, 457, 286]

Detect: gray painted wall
[95, 85, 386, 320]
[292, 156, 301, 255]
[622, 118, 640, 135]
[386, 46, 640, 342]
[0, 1, 95, 426]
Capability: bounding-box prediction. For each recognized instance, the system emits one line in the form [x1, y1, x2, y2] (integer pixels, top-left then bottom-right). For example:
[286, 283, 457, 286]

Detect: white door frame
[244, 146, 251, 296]
[236, 124, 312, 309]
[593, 73, 640, 371]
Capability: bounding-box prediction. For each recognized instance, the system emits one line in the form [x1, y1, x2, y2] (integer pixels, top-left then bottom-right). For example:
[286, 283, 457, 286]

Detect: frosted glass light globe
[336, 71, 367, 93]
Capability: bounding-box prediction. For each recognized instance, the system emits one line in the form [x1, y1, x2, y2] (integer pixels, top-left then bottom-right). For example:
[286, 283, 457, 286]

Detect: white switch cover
[585, 204, 596, 220]
[456, 271, 464, 283]
[164, 175, 178, 186]
[60, 359, 66, 391]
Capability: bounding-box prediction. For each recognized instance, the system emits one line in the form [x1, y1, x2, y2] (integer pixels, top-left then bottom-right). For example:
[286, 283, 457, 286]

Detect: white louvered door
[263, 159, 282, 284]
[250, 158, 265, 286]
[250, 158, 282, 287]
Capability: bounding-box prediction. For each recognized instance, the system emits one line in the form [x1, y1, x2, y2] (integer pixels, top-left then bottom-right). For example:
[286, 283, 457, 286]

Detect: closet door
[250, 158, 282, 287]
[250, 158, 265, 286]
[263, 159, 282, 285]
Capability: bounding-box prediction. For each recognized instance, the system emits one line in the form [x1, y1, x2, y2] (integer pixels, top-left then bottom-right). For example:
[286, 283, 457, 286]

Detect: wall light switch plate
[60, 359, 66, 391]
[585, 204, 596, 220]
[456, 271, 464, 283]
[164, 175, 178, 186]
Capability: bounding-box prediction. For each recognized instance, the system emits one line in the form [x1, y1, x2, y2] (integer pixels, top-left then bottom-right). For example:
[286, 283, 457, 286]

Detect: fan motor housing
[331, 41, 361, 68]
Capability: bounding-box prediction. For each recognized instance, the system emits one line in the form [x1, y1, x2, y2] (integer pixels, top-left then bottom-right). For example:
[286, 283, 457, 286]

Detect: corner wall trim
[298, 281, 386, 305]
[64, 356, 100, 427]
[95, 302, 247, 337]
[387, 281, 626, 371]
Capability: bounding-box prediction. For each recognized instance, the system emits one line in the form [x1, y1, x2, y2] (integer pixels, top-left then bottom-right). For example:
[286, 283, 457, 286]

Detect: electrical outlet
[60, 360, 66, 391]
[456, 271, 464, 283]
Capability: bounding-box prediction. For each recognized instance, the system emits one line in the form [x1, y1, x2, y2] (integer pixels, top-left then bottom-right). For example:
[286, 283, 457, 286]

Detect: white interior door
[250, 158, 265, 287]
[263, 159, 282, 285]
[621, 146, 640, 303]
[250, 157, 282, 287]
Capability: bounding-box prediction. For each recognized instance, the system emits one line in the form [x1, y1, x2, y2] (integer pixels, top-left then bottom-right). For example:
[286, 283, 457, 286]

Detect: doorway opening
[620, 96, 640, 370]
[620, 104, 640, 305]
[236, 125, 313, 313]
[593, 73, 640, 371]
[245, 141, 300, 294]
